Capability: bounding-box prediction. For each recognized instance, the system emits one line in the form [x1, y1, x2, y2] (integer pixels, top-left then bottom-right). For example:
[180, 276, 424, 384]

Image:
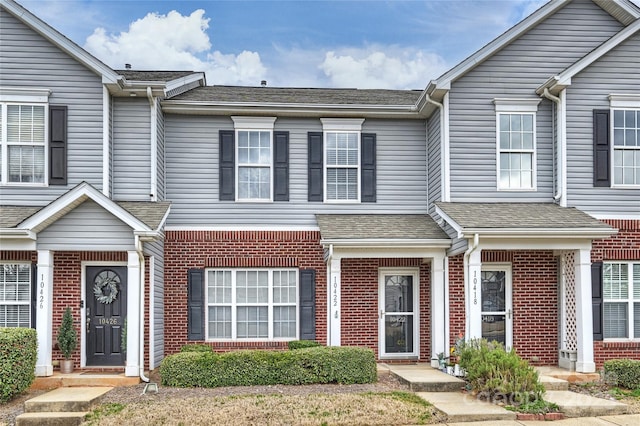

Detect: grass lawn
[82, 391, 439, 426]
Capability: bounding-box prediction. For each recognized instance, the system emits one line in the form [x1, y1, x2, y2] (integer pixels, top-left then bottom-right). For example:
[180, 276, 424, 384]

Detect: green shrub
[604, 359, 640, 390]
[56, 307, 77, 360]
[458, 338, 544, 404]
[0, 327, 38, 403]
[288, 340, 321, 350]
[180, 344, 213, 353]
[160, 346, 376, 388]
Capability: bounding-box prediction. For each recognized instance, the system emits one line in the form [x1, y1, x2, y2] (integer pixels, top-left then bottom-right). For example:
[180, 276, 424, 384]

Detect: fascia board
[20, 182, 151, 233]
[433, 206, 463, 238]
[165, 73, 206, 95]
[431, 0, 569, 91]
[319, 238, 451, 249]
[0, 229, 36, 239]
[460, 228, 618, 238]
[2, 0, 120, 83]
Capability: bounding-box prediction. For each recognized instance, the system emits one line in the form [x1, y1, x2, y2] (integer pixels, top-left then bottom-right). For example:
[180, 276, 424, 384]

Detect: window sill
[600, 340, 640, 349]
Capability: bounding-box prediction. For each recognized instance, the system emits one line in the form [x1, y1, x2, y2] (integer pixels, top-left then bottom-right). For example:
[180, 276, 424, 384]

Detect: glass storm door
[481, 267, 512, 350]
[379, 272, 418, 358]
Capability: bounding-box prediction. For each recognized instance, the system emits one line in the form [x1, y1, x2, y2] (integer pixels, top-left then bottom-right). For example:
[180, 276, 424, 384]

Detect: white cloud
[318, 47, 448, 89]
[84, 9, 266, 86]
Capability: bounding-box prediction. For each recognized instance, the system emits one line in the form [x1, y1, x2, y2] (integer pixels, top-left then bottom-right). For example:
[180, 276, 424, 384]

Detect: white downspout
[135, 235, 150, 383]
[463, 234, 479, 338]
[147, 87, 158, 202]
[542, 88, 564, 205]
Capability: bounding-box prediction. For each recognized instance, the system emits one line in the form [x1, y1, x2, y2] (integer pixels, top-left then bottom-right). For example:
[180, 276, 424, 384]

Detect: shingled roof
[316, 214, 449, 241]
[116, 70, 197, 82]
[169, 85, 423, 106]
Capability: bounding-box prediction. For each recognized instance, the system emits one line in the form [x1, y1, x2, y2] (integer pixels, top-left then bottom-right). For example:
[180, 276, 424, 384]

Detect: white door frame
[378, 268, 420, 359]
[480, 263, 513, 351]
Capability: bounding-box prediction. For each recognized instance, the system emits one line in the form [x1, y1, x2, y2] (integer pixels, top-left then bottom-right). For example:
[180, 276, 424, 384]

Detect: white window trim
[231, 117, 276, 202]
[494, 100, 539, 192]
[0, 101, 49, 186]
[321, 118, 364, 203]
[609, 98, 640, 188]
[0, 262, 32, 328]
[603, 261, 640, 342]
[204, 268, 299, 342]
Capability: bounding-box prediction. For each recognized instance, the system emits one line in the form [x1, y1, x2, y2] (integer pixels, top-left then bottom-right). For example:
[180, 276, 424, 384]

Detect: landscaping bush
[0, 327, 37, 403]
[288, 340, 321, 350]
[458, 338, 544, 404]
[160, 346, 377, 388]
[604, 359, 640, 390]
[180, 344, 213, 353]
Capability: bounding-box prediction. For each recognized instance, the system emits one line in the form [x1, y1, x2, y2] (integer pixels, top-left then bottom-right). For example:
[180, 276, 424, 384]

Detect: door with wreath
[85, 266, 127, 366]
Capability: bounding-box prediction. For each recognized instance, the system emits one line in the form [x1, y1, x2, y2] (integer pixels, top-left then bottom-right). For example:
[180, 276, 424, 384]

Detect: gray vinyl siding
[37, 200, 135, 251]
[427, 109, 441, 212]
[144, 239, 165, 367]
[112, 98, 151, 201]
[165, 116, 427, 227]
[0, 9, 105, 204]
[565, 30, 640, 217]
[156, 103, 166, 200]
[447, 0, 623, 202]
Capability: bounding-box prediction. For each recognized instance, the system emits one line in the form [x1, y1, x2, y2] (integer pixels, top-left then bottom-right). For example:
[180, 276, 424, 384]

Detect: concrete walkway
[380, 364, 634, 424]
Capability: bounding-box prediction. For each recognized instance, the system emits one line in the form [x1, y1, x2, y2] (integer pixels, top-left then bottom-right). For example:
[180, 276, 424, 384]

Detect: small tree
[57, 307, 77, 360]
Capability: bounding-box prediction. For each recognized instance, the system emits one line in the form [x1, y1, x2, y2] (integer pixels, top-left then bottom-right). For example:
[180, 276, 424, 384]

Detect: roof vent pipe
[125, 63, 132, 70]
[261, 80, 267, 87]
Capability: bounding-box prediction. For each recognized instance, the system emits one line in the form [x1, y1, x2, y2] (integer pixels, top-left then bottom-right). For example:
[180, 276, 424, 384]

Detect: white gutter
[147, 87, 158, 201]
[541, 88, 565, 205]
[135, 235, 150, 383]
[463, 234, 480, 339]
[460, 228, 617, 237]
[319, 238, 451, 248]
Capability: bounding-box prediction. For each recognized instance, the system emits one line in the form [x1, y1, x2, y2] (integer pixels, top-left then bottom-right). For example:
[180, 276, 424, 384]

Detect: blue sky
[17, 0, 640, 89]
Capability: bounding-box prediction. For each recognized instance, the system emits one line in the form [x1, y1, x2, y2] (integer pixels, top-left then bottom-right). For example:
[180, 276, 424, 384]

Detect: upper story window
[321, 118, 364, 202]
[0, 103, 46, 185]
[612, 109, 640, 186]
[230, 117, 277, 202]
[206, 268, 298, 340]
[603, 262, 639, 340]
[494, 99, 540, 191]
[0, 263, 32, 328]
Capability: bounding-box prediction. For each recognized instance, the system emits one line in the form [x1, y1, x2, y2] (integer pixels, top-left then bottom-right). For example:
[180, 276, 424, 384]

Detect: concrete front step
[23, 387, 112, 413]
[383, 363, 466, 392]
[15, 411, 88, 426]
[417, 391, 517, 423]
[544, 390, 630, 418]
[539, 374, 569, 391]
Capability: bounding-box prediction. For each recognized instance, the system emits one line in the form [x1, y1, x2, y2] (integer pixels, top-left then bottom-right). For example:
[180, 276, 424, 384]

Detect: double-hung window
[206, 269, 298, 340]
[603, 262, 640, 340]
[494, 99, 539, 191]
[0, 103, 46, 185]
[0, 263, 32, 328]
[612, 109, 640, 186]
[321, 118, 364, 202]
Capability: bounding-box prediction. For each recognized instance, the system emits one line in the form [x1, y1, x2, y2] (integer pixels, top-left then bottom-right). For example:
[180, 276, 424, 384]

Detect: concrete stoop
[16, 387, 112, 426]
[382, 363, 466, 392]
[544, 390, 630, 418]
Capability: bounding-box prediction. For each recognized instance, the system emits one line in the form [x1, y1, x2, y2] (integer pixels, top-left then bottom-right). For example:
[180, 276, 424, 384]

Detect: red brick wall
[448, 250, 558, 366]
[340, 258, 431, 361]
[163, 231, 326, 354]
[591, 220, 640, 367]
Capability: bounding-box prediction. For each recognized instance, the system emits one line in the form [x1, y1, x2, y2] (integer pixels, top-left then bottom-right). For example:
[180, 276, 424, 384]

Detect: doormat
[80, 371, 123, 375]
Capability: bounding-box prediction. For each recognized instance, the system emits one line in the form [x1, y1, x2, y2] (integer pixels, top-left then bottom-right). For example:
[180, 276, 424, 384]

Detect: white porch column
[574, 248, 596, 373]
[328, 257, 341, 346]
[467, 249, 483, 340]
[125, 250, 141, 377]
[431, 254, 447, 367]
[35, 250, 54, 376]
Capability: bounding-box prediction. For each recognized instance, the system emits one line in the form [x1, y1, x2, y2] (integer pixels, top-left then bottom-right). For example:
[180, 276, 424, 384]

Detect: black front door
[86, 266, 127, 366]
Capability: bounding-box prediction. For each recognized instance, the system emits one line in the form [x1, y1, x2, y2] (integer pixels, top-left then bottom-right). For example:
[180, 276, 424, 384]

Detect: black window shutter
[308, 132, 323, 201]
[219, 130, 235, 200]
[49, 105, 67, 185]
[273, 131, 289, 201]
[361, 133, 376, 202]
[591, 261, 604, 341]
[593, 110, 610, 187]
[299, 269, 316, 340]
[31, 263, 37, 329]
[187, 269, 205, 340]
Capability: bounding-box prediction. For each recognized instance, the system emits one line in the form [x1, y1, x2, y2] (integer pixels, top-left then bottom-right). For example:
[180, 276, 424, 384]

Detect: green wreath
[93, 277, 119, 304]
